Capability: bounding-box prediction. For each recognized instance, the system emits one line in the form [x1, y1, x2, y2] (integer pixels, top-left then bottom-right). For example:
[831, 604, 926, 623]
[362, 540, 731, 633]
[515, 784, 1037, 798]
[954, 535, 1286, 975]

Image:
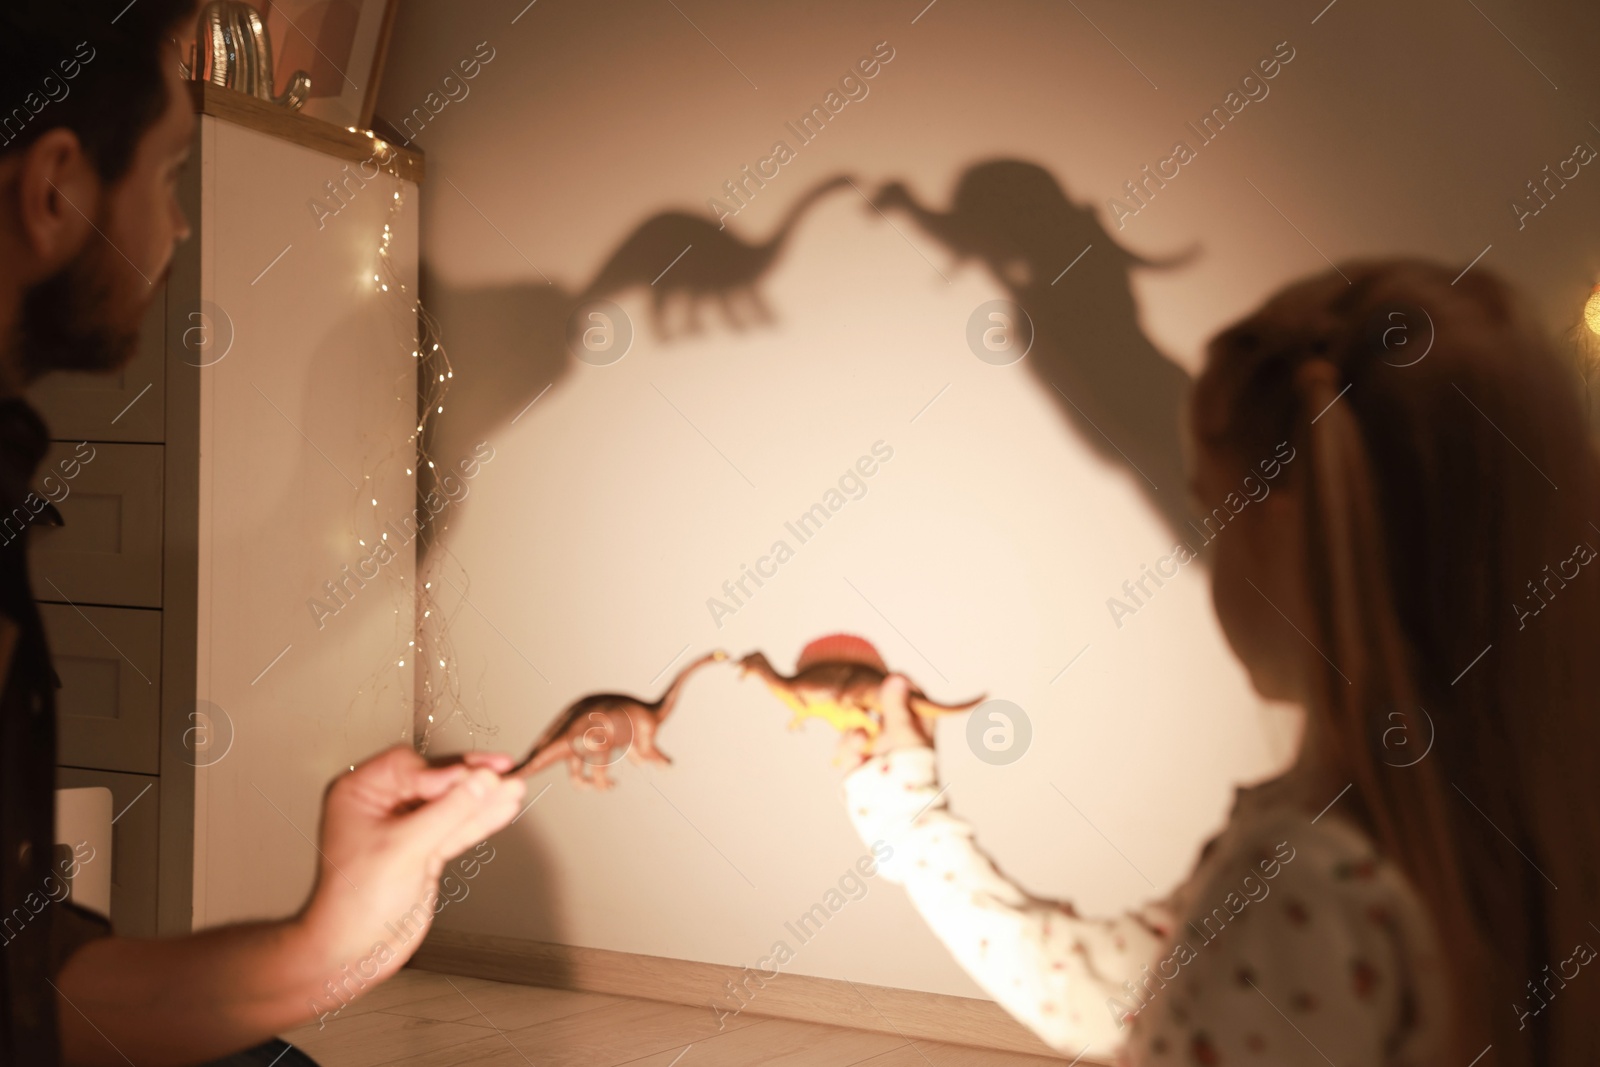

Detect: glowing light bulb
[1585, 285, 1600, 335]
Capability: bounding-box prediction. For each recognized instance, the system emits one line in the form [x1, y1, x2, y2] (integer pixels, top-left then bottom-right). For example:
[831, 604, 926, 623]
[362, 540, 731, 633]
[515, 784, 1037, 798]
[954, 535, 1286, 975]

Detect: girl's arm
[845, 741, 1177, 1059]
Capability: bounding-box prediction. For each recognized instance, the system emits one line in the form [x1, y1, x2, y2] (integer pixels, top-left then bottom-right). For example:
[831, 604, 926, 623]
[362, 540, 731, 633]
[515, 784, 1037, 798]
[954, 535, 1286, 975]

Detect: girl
[842, 260, 1600, 1066]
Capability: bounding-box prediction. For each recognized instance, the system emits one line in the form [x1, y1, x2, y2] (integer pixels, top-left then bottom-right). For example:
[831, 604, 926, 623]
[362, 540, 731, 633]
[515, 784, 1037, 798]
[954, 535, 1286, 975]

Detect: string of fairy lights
[342, 132, 496, 759]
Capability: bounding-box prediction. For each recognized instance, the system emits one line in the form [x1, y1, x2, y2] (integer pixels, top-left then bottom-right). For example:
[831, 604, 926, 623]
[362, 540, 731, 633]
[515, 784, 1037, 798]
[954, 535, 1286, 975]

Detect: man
[0, 3, 526, 1063]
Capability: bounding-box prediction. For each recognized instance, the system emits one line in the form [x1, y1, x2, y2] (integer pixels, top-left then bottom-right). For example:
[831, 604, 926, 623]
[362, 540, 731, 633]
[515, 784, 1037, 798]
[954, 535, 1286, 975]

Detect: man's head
[0, 0, 199, 387]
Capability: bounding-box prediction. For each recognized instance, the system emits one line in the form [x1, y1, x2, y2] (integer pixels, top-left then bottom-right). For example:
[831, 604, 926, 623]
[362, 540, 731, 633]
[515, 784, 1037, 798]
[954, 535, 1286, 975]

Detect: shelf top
[187, 82, 425, 185]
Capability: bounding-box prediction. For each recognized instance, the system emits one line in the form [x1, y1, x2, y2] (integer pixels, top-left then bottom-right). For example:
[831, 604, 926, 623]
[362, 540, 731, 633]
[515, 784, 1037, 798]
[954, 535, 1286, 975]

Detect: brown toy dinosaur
[738, 634, 984, 751]
[509, 650, 727, 790]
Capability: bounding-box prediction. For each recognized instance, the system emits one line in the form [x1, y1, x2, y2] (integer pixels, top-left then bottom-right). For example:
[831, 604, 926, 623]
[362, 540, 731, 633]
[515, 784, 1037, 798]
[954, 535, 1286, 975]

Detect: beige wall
[376, 0, 1600, 998]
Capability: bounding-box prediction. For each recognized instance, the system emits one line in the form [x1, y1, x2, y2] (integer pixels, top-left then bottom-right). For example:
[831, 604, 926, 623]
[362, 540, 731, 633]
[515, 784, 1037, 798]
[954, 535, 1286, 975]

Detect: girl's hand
[835, 674, 934, 768]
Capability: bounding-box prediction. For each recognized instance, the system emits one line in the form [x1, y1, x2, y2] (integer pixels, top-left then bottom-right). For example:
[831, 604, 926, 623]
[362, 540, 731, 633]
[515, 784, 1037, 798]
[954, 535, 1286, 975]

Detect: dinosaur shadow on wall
[417, 171, 857, 532]
[871, 159, 1200, 540]
[579, 174, 854, 338]
[424, 159, 1201, 562]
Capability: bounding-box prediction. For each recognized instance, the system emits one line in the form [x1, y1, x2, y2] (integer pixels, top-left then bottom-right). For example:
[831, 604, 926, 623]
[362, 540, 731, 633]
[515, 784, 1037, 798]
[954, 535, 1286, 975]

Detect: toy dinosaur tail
[909, 692, 986, 717]
[511, 741, 567, 778]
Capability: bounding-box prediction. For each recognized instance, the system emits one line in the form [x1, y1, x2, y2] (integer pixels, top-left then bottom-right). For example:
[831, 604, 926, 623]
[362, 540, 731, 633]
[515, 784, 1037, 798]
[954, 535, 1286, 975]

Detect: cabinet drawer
[54, 768, 159, 937]
[25, 283, 165, 443]
[30, 442, 164, 608]
[41, 603, 161, 775]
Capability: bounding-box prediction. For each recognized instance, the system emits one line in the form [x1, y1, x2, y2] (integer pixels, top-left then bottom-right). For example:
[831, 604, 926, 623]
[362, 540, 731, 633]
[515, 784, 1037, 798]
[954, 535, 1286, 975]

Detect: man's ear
[13, 128, 99, 276]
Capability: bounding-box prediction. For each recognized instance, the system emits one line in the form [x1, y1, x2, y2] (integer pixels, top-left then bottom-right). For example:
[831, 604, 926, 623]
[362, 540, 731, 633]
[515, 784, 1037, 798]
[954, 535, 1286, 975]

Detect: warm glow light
[1585, 285, 1600, 335]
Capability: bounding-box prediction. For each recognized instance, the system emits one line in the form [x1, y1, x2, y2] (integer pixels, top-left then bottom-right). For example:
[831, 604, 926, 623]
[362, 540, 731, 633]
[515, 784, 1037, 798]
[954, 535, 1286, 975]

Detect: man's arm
[55, 746, 525, 1066]
[55, 912, 333, 1065]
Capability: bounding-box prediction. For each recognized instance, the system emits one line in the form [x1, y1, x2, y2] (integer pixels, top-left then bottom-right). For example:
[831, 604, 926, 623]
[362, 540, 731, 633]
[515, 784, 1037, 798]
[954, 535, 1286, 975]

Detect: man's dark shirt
[0, 397, 113, 1065]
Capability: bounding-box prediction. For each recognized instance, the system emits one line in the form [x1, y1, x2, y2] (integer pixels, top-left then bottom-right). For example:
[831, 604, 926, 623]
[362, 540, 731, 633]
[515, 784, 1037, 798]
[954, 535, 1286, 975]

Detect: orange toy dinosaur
[509, 650, 727, 790]
[738, 634, 984, 748]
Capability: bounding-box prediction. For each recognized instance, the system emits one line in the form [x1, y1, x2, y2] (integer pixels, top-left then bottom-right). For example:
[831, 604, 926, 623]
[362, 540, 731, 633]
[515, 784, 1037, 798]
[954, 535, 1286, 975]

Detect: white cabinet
[29, 86, 423, 935]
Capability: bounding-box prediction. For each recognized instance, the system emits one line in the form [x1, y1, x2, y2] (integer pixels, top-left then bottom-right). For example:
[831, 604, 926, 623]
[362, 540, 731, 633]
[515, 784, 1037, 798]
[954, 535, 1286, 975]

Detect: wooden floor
[279, 968, 1072, 1067]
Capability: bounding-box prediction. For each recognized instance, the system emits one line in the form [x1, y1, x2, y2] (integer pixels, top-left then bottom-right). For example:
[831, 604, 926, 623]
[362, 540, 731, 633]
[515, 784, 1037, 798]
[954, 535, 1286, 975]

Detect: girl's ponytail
[1291, 357, 1486, 1060]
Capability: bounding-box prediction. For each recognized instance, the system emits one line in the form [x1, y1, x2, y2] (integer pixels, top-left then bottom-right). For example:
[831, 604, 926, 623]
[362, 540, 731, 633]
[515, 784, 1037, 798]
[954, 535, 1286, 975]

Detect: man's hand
[835, 674, 934, 768]
[295, 745, 526, 985]
[56, 745, 526, 1066]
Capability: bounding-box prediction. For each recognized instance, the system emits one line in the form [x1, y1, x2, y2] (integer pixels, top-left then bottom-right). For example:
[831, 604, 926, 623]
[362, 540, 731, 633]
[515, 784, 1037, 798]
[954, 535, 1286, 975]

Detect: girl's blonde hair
[1191, 259, 1600, 1065]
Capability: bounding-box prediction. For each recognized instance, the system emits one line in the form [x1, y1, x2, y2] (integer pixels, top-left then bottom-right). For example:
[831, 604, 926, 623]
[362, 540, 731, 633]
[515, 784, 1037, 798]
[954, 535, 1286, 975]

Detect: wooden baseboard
[409, 929, 1083, 1060]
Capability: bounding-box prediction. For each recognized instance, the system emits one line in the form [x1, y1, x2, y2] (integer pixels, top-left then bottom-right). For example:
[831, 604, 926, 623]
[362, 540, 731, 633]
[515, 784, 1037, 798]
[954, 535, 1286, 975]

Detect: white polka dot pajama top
[844, 748, 1451, 1065]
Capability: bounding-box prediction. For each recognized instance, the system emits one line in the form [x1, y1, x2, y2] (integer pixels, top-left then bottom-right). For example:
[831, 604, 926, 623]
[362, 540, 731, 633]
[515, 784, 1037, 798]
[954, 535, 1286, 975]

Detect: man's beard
[14, 237, 146, 379]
